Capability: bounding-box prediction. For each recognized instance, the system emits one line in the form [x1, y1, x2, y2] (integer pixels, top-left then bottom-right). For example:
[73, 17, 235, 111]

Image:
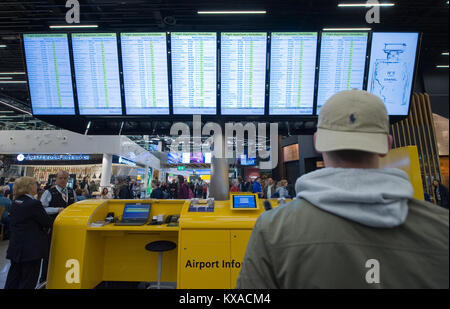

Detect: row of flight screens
[23, 32, 419, 117]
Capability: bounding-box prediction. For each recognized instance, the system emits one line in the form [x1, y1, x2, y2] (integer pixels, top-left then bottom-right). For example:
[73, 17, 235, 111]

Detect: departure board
[171, 32, 217, 115]
[121, 33, 169, 115]
[269, 32, 317, 115]
[221, 33, 267, 115]
[367, 32, 419, 116]
[23, 34, 75, 115]
[316, 32, 368, 114]
[72, 33, 122, 115]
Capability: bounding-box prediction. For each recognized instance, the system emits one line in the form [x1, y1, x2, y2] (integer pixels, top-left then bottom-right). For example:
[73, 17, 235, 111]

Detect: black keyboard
[114, 221, 146, 226]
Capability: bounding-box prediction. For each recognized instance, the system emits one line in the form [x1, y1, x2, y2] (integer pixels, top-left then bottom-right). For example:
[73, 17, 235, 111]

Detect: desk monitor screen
[122, 203, 151, 221]
[232, 195, 257, 209]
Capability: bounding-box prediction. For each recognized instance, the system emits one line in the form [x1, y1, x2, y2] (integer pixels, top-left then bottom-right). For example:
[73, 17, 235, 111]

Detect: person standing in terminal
[275, 179, 290, 198]
[5, 177, 51, 289]
[0, 185, 12, 240]
[177, 175, 189, 199]
[432, 179, 449, 209]
[39, 170, 77, 285]
[252, 178, 263, 198]
[263, 178, 275, 199]
[115, 177, 132, 199]
[150, 180, 164, 199]
[40, 170, 77, 217]
[230, 179, 241, 192]
[236, 90, 449, 289]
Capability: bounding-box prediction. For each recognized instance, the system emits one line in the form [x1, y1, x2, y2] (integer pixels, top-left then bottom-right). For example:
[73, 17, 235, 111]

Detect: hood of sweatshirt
[295, 168, 414, 228]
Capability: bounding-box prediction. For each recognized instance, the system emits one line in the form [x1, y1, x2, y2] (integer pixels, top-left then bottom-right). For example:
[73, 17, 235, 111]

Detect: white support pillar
[143, 165, 150, 198]
[100, 154, 113, 191]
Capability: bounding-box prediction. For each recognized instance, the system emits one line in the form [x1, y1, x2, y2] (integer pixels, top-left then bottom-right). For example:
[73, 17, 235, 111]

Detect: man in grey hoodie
[236, 89, 449, 289]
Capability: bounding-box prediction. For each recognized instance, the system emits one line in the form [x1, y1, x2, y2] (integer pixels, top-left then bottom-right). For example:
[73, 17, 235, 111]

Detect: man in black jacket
[150, 180, 164, 199]
[5, 176, 52, 289]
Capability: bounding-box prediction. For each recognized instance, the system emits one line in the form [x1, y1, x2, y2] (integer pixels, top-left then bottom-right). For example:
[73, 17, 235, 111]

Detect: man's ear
[378, 135, 393, 158]
[313, 132, 321, 154]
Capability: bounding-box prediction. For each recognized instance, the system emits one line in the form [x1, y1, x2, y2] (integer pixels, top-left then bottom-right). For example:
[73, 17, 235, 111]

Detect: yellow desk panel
[230, 230, 253, 287]
[178, 230, 231, 289]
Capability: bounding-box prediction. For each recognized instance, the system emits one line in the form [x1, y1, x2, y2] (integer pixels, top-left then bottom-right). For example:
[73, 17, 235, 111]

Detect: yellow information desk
[47, 195, 282, 289]
[47, 147, 424, 289]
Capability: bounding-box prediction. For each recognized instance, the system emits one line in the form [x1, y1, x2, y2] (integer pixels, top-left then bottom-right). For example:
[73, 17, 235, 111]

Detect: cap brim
[315, 128, 389, 154]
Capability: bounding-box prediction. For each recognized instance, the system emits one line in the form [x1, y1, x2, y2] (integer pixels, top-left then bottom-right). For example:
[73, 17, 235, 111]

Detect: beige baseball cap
[315, 89, 390, 154]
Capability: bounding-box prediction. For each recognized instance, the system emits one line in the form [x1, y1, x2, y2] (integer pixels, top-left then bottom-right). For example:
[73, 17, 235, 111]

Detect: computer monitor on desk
[115, 203, 151, 226]
[231, 194, 259, 210]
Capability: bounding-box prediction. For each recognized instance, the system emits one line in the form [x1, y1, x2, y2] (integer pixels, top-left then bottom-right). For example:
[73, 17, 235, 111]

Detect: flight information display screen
[171, 32, 217, 115]
[367, 32, 419, 116]
[23, 34, 76, 115]
[316, 32, 368, 114]
[121, 33, 169, 115]
[221, 33, 267, 115]
[269, 32, 317, 115]
[72, 33, 122, 115]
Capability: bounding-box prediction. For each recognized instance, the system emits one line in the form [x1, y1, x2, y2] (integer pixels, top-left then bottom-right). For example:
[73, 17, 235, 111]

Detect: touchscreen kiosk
[231, 194, 259, 210]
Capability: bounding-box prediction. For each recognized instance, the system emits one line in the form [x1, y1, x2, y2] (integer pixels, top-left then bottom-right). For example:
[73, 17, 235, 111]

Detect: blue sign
[118, 156, 136, 166]
[17, 154, 90, 161]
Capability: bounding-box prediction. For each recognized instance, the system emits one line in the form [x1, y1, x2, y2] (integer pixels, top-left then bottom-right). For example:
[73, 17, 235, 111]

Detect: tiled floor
[0, 240, 10, 289]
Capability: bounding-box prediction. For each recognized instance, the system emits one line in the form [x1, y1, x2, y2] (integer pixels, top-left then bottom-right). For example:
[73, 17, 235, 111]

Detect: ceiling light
[198, 10, 266, 14]
[0, 45, 7, 48]
[436, 65, 449, 68]
[338, 3, 395, 7]
[323, 27, 371, 31]
[442, 52, 449, 56]
[0, 77, 12, 80]
[49, 25, 98, 29]
[0, 81, 27, 83]
[0, 72, 25, 75]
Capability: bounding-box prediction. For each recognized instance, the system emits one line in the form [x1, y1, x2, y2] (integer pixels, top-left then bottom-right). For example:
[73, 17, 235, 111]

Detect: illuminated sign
[17, 154, 90, 161]
[118, 156, 136, 166]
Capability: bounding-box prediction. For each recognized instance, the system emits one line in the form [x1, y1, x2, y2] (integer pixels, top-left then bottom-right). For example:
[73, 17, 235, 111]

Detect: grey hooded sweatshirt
[236, 168, 449, 289]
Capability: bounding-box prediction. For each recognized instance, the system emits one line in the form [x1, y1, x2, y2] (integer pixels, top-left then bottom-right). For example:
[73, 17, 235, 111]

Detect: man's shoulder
[256, 199, 314, 229]
[407, 198, 449, 228]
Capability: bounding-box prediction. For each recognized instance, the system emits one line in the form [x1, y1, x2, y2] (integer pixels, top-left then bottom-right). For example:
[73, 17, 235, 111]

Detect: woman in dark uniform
[5, 176, 52, 289]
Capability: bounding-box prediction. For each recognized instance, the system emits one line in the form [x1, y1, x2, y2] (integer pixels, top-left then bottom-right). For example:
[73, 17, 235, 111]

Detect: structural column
[100, 154, 113, 191]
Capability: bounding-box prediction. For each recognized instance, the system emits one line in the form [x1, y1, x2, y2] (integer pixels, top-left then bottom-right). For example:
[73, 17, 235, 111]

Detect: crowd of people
[150, 175, 208, 200]
[229, 177, 294, 199]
